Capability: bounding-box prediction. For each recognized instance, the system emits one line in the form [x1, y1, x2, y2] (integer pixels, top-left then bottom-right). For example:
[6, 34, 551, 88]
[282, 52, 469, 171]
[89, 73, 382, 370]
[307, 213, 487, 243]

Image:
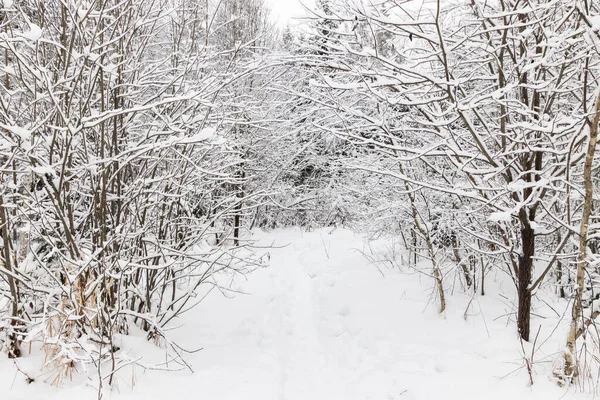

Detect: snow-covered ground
[0, 228, 594, 399]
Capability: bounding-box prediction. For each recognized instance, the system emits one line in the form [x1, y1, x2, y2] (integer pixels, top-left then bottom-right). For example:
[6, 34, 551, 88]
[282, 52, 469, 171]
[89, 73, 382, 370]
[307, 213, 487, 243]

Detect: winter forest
[2, 0, 600, 398]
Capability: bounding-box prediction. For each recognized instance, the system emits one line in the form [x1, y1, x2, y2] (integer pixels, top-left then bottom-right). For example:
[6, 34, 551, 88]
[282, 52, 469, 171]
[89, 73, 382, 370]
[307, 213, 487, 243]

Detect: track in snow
[0, 228, 592, 400]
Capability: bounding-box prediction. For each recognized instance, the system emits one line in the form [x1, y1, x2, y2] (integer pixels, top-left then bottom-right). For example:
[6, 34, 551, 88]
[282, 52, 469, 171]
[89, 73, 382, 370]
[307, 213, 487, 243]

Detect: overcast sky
[267, 0, 313, 25]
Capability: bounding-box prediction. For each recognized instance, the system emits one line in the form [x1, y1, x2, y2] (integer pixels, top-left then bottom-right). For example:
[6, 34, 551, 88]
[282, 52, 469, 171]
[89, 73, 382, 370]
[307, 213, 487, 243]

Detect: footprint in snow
[338, 306, 350, 317]
[324, 277, 336, 287]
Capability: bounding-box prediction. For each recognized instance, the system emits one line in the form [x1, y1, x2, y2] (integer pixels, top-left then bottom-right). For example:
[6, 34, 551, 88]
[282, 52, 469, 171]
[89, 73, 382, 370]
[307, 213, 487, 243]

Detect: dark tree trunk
[233, 168, 245, 247]
[518, 226, 535, 341]
[233, 210, 241, 247]
[412, 229, 417, 266]
[480, 257, 485, 296]
[556, 260, 565, 299]
[0, 195, 21, 357]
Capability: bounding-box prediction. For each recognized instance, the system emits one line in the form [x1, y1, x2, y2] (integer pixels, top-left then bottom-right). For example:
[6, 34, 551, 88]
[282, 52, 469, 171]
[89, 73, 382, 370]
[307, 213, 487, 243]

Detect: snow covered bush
[0, 0, 266, 384]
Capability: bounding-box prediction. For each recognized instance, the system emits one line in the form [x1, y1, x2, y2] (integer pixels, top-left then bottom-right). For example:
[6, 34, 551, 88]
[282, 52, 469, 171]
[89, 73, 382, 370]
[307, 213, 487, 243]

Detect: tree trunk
[518, 226, 535, 342]
[233, 209, 241, 246]
[412, 229, 417, 266]
[0, 194, 21, 358]
[556, 260, 565, 299]
[398, 162, 446, 313]
[451, 237, 472, 289]
[562, 90, 600, 381]
[233, 168, 245, 247]
[480, 256, 485, 296]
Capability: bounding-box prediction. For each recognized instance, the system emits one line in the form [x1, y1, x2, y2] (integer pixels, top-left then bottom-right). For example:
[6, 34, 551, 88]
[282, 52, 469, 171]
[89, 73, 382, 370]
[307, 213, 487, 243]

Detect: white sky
[267, 0, 313, 26]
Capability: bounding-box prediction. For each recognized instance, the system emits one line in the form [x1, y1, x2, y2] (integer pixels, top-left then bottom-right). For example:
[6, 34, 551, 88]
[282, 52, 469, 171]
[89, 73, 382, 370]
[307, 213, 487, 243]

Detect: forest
[1, 0, 600, 398]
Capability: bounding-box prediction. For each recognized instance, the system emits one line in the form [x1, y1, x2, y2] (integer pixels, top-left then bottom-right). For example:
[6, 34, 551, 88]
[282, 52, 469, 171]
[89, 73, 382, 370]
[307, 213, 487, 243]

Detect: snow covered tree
[306, 0, 600, 342]
[0, 0, 271, 384]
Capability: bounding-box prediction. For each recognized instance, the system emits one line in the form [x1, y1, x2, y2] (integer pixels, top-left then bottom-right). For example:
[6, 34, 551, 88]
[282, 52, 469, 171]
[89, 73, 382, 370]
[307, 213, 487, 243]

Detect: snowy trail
[272, 244, 326, 399]
[0, 228, 593, 399]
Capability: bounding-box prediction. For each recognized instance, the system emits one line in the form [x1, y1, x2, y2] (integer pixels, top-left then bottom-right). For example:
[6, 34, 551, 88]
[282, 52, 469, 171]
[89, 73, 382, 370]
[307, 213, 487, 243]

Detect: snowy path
[0, 228, 593, 399]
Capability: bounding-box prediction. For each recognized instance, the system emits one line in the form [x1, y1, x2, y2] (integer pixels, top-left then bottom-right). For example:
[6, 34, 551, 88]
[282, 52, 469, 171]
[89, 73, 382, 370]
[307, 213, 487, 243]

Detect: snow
[488, 210, 513, 222]
[82, 46, 100, 62]
[30, 166, 54, 176]
[21, 23, 42, 42]
[196, 127, 216, 141]
[590, 16, 600, 32]
[0, 229, 593, 399]
[0, 124, 31, 142]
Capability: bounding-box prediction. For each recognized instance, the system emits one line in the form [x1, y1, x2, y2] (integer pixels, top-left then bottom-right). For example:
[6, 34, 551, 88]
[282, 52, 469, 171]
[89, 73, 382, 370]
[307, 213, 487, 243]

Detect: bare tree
[0, 0, 272, 386]
[305, 0, 598, 343]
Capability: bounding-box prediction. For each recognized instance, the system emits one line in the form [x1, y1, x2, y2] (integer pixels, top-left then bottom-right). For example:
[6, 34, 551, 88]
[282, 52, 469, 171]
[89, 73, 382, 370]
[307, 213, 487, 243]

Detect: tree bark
[562, 89, 600, 381]
[451, 237, 472, 288]
[0, 194, 21, 357]
[518, 226, 535, 342]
